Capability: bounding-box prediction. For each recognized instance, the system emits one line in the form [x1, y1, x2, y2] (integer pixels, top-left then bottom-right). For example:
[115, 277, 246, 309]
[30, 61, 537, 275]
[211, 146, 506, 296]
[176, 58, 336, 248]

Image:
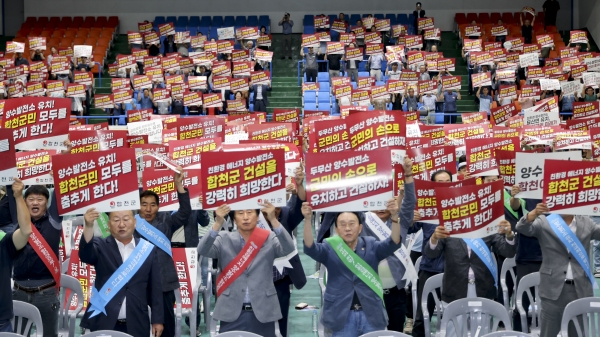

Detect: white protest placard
[539, 78, 561, 91]
[560, 81, 581, 96]
[73, 45, 93, 58]
[583, 57, 600, 72]
[217, 27, 235, 40]
[515, 151, 582, 199]
[524, 109, 560, 127]
[519, 53, 539, 68]
[127, 119, 163, 144]
[583, 72, 600, 88]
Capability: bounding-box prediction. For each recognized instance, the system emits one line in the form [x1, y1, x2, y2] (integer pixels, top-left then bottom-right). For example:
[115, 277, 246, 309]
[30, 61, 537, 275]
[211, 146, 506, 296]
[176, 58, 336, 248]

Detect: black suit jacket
[250, 84, 272, 106]
[79, 236, 163, 337]
[276, 195, 307, 289]
[424, 234, 516, 303]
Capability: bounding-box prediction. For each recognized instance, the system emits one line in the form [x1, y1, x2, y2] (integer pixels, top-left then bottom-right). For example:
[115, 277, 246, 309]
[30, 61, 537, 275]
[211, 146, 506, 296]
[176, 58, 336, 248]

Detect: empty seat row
[303, 13, 415, 26]
[154, 15, 270, 29]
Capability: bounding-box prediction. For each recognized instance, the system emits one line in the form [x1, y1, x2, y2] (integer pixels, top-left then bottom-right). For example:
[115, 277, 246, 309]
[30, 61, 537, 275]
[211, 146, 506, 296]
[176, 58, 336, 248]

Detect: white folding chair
[515, 272, 541, 335]
[438, 297, 512, 337]
[79, 330, 134, 337]
[360, 331, 411, 336]
[11, 301, 43, 337]
[421, 273, 444, 337]
[317, 264, 332, 337]
[200, 257, 213, 333]
[58, 274, 84, 337]
[215, 332, 261, 337]
[409, 256, 422, 320]
[500, 257, 517, 316]
[210, 318, 281, 337]
[0, 333, 25, 337]
[560, 297, 600, 337]
[480, 332, 534, 337]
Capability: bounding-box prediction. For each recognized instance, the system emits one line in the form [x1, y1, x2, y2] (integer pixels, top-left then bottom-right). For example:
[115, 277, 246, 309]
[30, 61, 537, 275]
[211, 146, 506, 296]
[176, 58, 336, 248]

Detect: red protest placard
[570, 30, 588, 44]
[553, 130, 591, 151]
[52, 149, 140, 215]
[169, 138, 222, 169]
[3, 97, 70, 150]
[417, 17, 434, 30]
[566, 117, 600, 131]
[173, 248, 198, 310]
[176, 117, 225, 140]
[0, 129, 17, 184]
[331, 20, 348, 33]
[127, 109, 153, 123]
[183, 91, 203, 107]
[26, 82, 45, 97]
[465, 138, 500, 176]
[543, 159, 600, 215]
[573, 101, 600, 119]
[272, 108, 300, 125]
[158, 22, 175, 37]
[15, 149, 56, 185]
[496, 150, 517, 187]
[413, 179, 478, 224]
[142, 168, 202, 211]
[346, 111, 406, 151]
[232, 61, 252, 76]
[69, 130, 127, 153]
[435, 180, 505, 238]
[133, 75, 152, 90]
[201, 149, 286, 210]
[306, 150, 392, 211]
[247, 123, 295, 143]
[491, 103, 519, 126]
[311, 119, 350, 153]
[461, 112, 488, 125]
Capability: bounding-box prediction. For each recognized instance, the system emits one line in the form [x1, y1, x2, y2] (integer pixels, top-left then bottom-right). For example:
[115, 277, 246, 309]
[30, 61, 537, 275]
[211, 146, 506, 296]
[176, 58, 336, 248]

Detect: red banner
[173, 248, 198, 309]
[16, 150, 56, 185]
[573, 101, 600, 119]
[176, 117, 225, 140]
[168, 138, 222, 168]
[414, 178, 478, 224]
[305, 150, 393, 211]
[52, 149, 140, 215]
[200, 149, 286, 210]
[543, 159, 600, 215]
[491, 103, 519, 126]
[497, 150, 517, 187]
[465, 138, 500, 176]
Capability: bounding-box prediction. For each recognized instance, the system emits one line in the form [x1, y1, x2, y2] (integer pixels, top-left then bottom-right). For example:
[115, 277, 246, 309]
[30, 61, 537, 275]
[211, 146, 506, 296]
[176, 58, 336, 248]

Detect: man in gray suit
[197, 202, 295, 337]
[249, 82, 272, 112]
[516, 203, 600, 337]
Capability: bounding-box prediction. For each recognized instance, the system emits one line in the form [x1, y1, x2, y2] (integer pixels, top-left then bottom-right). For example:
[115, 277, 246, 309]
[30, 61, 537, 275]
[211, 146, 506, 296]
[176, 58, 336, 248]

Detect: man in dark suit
[163, 35, 177, 56]
[137, 166, 191, 337]
[249, 82, 272, 112]
[79, 209, 164, 337]
[413, 2, 426, 34]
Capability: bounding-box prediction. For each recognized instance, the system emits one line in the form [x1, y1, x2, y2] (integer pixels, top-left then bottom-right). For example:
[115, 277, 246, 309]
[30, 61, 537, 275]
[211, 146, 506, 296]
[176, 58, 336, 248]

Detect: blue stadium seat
[200, 16, 211, 27]
[197, 27, 209, 37]
[249, 92, 254, 101]
[249, 104, 254, 112]
[385, 14, 397, 25]
[397, 14, 409, 25]
[317, 72, 330, 82]
[304, 91, 317, 103]
[155, 16, 166, 25]
[175, 26, 186, 32]
[258, 15, 270, 28]
[304, 26, 315, 34]
[358, 71, 369, 77]
[304, 15, 314, 26]
[189, 16, 200, 28]
[368, 105, 374, 110]
[351, 82, 357, 89]
[247, 16, 258, 26]
[234, 42, 242, 49]
[350, 14, 360, 25]
[212, 16, 223, 27]
[119, 116, 127, 125]
[408, 13, 415, 24]
[304, 103, 317, 110]
[318, 93, 330, 107]
[381, 61, 387, 70]
[358, 62, 367, 72]
[166, 16, 177, 24]
[208, 27, 218, 39]
[177, 16, 189, 28]
[376, 81, 385, 86]
[223, 16, 235, 27]
[235, 16, 246, 27]
[319, 82, 330, 93]
[328, 15, 337, 24]
[331, 101, 338, 114]
[331, 30, 340, 41]
[374, 14, 384, 19]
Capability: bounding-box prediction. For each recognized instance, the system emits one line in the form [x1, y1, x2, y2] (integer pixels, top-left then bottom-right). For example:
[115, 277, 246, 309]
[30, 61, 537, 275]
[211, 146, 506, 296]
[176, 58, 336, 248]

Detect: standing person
[0, 178, 33, 333]
[137, 88, 154, 109]
[386, 61, 402, 81]
[326, 51, 343, 80]
[136, 167, 192, 337]
[163, 35, 177, 56]
[542, 0, 560, 28]
[300, 47, 318, 82]
[438, 88, 461, 123]
[413, 2, 426, 34]
[345, 42, 360, 82]
[368, 52, 384, 82]
[520, 14, 535, 44]
[516, 205, 600, 337]
[10, 142, 71, 337]
[477, 86, 493, 114]
[250, 81, 272, 112]
[79, 209, 164, 337]
[403, 88, 419, 111]
[197, 202, 295, 337]
[279, 13, 294, 60]
[301, 158, 413, 337]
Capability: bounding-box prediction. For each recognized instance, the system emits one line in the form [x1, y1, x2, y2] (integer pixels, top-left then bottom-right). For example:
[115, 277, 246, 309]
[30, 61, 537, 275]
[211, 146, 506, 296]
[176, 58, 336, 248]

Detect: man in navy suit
[249, 82, 272, 112]
[79, 209, 164, 337]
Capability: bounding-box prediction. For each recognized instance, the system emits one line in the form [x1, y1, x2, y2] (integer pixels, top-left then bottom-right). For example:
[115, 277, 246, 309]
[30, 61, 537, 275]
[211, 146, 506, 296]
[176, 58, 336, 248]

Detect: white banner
[515, 152, 582, 199]
[519, 53, 539, 68]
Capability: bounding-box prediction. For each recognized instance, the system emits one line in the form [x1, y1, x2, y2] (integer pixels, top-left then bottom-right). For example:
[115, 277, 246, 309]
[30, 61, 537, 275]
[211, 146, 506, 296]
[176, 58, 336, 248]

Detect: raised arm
[170, 166, 192, 232]
[197, 204, 229, 258]
[515, 203, 549, 237]
[302, 202, 315, 248]
[11, 178, 32, 250]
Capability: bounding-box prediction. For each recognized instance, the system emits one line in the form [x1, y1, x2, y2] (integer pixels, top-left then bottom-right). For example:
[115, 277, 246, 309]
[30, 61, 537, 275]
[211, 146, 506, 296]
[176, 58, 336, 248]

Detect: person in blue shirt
[438, 89, 461, 124]
[477, 86, 493, 114]
[278, 13, 294, 60]
[138, 88, 154, 109]
[559, 91, 578, 112]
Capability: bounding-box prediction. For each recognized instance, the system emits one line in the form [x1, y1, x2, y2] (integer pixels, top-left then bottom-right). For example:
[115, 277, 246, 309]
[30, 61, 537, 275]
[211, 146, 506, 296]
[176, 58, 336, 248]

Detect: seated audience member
[567, 39, 591, 52]
[301, 157, 414, 337]
[197, 203, 295, 337]
[495, 19, 508, 43]
[14, 52, 29, 67]
[516, 204, 600, 337]
[30, 49, 45, 62]
[79, 209, 164, 337]
[234, 91, 249, 109]
[258, 26, 269, 51]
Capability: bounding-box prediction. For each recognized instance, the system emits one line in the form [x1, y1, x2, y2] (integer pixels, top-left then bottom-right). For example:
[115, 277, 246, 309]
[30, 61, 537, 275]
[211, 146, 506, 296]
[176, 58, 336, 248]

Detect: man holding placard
[197, 202, 295, 337]
[135, 166, 191, 337]
[516, 204, 600, 337]
[79, 209, 164, 337]
[301, 157, 412, 337]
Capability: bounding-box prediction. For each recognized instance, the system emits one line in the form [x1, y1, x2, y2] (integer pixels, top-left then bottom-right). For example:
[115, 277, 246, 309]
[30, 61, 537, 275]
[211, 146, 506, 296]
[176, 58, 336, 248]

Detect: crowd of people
[1, 4, 600, 337]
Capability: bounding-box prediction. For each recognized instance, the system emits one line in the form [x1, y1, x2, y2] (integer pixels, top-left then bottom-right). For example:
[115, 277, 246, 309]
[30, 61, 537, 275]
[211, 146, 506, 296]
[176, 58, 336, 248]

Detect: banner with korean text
[543, 159, 600, 215]
[0, 129, 17, 184]
[515, 151, 582, 199]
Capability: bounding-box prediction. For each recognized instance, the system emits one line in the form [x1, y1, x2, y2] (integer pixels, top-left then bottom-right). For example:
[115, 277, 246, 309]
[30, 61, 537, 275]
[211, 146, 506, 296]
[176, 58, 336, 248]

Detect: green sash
[504, 189, 527, 219]
[325, 236, 385, 302]
[97, 213, 110, 238]
[0, 230, 5, 241]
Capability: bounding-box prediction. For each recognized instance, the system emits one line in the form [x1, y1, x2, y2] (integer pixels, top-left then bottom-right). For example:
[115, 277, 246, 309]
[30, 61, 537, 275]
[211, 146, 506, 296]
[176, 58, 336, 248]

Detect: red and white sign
[52, 149, 140, 215]
[465, 138, 500, 176]
[543, 159, 600, 215]
[0, 130, 17, 185]
[515, 151, 582, 199]
[435, 180, 505, 238]
[306, 150, 392, 211]
[414, 179, 478, 224]
[173, 248, 198, 309]
[16, 150, 57, 184]
[573, 102, 600, 119]
[491, 103, 519, 126]
[169, 138, 222, 169]
[142, 168, 202, 211]
[176, 117, 225, 140]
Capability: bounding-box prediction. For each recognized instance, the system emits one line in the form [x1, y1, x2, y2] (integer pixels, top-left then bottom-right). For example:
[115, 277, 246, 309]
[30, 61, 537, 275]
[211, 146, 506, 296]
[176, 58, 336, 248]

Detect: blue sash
[463, 238, 498, 287]
[135, 214, 172, 257]
[89, 239, 154, 318]
[546, 214, 597, 289]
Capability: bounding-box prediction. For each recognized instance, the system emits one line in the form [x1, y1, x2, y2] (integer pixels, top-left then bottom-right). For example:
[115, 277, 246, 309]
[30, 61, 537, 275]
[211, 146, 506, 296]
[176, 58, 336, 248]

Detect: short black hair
[458, 155, 466, 163]
[107, 209, 136, 218]
[260, 25, 267, 31]
[334, 212, 362, 227]
[140, 190, 160, 205]
[431, 169, 453, 182]
[24, 185, 49, 200]
[416, 2, 422, 6]
[228, 209, 260, 222]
